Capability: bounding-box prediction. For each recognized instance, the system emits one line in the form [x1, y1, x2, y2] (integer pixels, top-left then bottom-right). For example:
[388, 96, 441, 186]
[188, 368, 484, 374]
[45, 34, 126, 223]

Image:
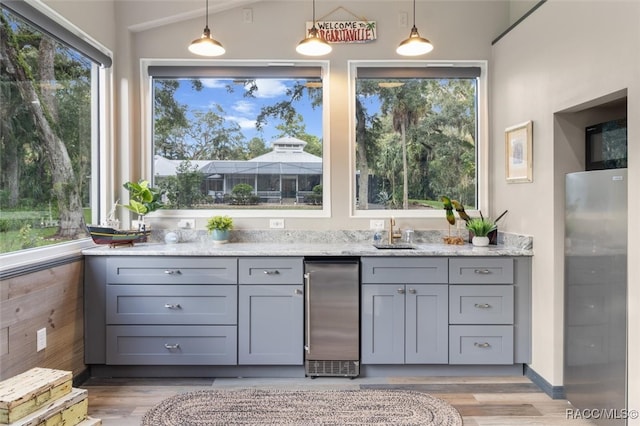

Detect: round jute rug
[141, 388, 463, 425]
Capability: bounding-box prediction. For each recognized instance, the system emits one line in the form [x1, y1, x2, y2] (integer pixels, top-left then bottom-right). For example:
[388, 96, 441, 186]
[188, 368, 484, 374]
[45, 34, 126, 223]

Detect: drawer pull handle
[397, 288, 405, 294]
[474, 342, 491, 348]
[408, 288, 417, 294]
[164, 343, 180, 350]
[263, 270, 280, 275]
[294, 288, 303, 295]
[474, 269, 491, 275]
[474, 303, 491, 309]
[164, 303, 182, 310]
[164, 269, 182, 275]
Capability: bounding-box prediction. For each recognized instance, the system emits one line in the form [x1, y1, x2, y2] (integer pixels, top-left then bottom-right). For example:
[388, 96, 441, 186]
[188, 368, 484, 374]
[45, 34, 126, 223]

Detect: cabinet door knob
[164, 303, 182, 310]
[474, 269, 491, 274]
[474, 303, 491, 309]
[263, 270, 280, 275]
[164, 269, 181, 275]
[397, 288, 405, 294]
[474, 342, 491, 348]
[164, 343, 180, 350]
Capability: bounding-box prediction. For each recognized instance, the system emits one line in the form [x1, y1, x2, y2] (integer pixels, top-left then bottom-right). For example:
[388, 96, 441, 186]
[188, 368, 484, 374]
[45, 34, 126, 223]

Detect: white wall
[491, 0, 639, 419]
[109, 0, 510, 231]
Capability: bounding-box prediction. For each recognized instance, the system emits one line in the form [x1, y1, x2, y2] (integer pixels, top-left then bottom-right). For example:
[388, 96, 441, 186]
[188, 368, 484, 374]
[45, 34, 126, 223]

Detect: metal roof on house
[154, 136, 322, 177]
[199, 161, 321, 176]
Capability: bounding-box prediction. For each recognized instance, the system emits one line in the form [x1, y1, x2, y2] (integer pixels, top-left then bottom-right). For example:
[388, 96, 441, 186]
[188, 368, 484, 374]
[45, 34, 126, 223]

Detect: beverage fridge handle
[304, 272, 311, 353]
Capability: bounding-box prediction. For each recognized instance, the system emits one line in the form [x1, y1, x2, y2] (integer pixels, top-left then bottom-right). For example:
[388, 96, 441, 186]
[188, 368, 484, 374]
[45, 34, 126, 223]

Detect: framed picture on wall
[505, 121, 533, 183]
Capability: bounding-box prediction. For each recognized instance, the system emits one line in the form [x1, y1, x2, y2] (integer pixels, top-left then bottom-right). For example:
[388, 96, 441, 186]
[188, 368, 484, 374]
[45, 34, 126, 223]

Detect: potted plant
[121, 180, 164, 230]
[465, 217, 497, 247]
[206, 215, 233, 244]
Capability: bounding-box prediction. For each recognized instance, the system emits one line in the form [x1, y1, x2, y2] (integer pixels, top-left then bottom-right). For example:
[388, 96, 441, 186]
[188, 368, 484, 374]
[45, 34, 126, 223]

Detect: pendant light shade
[396, 0, 433, 56]
[296, 0, 332, 56]
[188, 0, 225, 57]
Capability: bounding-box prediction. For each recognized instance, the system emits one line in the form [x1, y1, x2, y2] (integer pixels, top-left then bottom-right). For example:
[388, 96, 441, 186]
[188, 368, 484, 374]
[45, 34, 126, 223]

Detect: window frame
[347, 60, 489, 219]
[140, 59, 331, 219]
[0, 1, 112, 271]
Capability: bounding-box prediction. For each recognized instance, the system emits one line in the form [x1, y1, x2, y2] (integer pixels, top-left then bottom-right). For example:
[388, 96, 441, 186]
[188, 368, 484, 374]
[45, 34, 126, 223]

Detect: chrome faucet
[388, 217, 402, 244]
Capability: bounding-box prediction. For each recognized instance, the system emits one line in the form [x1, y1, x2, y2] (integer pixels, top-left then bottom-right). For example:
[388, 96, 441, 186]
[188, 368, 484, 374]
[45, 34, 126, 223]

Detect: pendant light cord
[312, 0, 317, 26]
[412, 0, 416, 27]
[205, 0, 209, 28]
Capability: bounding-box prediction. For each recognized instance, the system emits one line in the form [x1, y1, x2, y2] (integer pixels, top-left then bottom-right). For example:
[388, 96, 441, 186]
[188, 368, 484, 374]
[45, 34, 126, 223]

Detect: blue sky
[173, 78, 323, 147]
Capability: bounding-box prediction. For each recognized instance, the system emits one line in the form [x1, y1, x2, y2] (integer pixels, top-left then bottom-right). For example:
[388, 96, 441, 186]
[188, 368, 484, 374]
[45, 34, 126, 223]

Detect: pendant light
[188, 0, 225, 57]
[396, 0, 433, 56]
[296, 0, 332, 56]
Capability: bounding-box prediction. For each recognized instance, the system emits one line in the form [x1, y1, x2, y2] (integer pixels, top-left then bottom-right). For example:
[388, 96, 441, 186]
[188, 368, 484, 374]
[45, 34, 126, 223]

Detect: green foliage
[206, 215, 233, 232]
[465, 217, 497, 237]
[304, 184, 323, 205]
[122, 180, 164, 216]
[230, 183, 259, 205]
[19, 224, 40, 249]
[158, 161, 205, 208]
[356, 78, 477, 209]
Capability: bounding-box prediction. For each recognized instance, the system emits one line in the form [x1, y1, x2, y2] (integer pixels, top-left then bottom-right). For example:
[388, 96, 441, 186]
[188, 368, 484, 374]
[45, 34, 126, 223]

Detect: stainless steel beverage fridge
[304, 258, 360, 377]
[564, 169, 627, 425]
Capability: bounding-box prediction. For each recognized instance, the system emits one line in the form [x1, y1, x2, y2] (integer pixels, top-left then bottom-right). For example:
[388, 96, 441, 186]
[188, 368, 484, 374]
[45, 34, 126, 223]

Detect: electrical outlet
[398, 12, 408, 28]
[37, 328, 47, 352]
[370, 219, 385, 230]
[269, 218, 285, 229]
[177, 219, 195, 229]
[242, 8, 253, 24]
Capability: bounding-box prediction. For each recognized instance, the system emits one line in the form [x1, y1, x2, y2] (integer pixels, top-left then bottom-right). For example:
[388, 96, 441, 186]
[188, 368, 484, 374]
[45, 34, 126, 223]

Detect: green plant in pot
[207, 215, 233, 244]
[465, 217, 497, 247]
[121, 180, 164, 230]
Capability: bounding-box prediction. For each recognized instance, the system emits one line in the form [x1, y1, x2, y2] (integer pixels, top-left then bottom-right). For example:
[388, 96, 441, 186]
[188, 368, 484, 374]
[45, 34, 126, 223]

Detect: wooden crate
[0, 368, 72, 424]
[11, 388, 87, 426]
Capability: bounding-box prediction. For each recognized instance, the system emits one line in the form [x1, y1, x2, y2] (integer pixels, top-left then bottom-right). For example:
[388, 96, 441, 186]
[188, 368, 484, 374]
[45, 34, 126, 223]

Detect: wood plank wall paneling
[0, 260, 86, 380]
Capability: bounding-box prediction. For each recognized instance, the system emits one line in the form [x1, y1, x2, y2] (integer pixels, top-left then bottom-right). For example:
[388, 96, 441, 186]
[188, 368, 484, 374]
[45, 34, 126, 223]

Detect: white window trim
[347, 60, 489, 219]
[139, 59, 331, 219]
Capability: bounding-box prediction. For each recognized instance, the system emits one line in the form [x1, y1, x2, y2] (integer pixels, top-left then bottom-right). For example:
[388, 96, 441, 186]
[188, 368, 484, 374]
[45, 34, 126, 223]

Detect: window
[352, 63, 482, 215]
[0, 3, 108, 255]
[148, 64, 326, 212]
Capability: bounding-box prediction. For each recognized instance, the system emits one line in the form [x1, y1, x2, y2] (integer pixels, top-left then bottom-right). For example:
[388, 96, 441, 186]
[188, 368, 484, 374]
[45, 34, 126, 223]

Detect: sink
[373, 243, 416, 250]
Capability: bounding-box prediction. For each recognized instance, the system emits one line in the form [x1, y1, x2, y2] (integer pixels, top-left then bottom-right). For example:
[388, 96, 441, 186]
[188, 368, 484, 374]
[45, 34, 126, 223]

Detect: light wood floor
[80, 375, 596, 425]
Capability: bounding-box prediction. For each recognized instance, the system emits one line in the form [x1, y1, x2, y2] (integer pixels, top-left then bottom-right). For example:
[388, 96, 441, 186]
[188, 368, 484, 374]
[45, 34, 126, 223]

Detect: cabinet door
[405, 284, 449, 364]
[238, 285, 303, 365]
[361, 285, 405, 364]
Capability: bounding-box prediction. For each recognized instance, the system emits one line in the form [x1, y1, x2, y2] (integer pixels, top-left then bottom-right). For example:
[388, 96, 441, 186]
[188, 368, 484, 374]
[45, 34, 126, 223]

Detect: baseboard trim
[525, 365, 565, 399]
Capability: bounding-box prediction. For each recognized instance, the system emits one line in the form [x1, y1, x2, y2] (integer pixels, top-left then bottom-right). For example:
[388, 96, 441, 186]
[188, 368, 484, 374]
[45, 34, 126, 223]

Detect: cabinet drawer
[238, 257, 303, 285]
[449, 258, 513, 284]
[449, 285, 514, 324]
[106, 325, 237, 365]
[449, 325, 513, 364]
[361, 257, 448, 284]
[107, 257, 237, 284]
[106, 285, 237, 325]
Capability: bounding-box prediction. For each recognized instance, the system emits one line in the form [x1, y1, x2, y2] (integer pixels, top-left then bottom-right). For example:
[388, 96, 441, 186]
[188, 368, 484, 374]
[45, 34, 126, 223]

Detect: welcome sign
[306, 21, 377, 43]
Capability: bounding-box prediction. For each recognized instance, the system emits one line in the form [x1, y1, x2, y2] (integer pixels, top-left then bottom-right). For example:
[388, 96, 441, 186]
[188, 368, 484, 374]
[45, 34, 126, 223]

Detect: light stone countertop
[82, 241, 532, 257]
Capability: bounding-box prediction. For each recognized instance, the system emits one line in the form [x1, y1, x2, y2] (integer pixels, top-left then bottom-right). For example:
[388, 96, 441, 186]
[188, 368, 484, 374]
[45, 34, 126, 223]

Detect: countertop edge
[81, 242, 533, 257]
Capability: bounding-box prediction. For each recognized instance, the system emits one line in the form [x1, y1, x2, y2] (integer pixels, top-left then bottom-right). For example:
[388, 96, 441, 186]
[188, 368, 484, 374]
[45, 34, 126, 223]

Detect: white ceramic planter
[472, 236, 490, 247]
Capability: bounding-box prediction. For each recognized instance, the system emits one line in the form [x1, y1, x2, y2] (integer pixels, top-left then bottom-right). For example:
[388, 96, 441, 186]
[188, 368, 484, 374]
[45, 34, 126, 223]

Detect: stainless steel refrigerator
[564, 169, 627, 425]
[304, 258, 360, 377]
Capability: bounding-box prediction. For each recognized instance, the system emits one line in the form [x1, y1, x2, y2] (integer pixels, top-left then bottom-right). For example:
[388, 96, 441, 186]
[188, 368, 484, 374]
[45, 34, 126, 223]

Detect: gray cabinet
[448, 258, 517, 365]
[361, 258, 449, 364]
[362, 256, 531, 367]
[238, 258, 304, 365]
[95, 257, 239, 365]
[361, 284, 448, 364]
